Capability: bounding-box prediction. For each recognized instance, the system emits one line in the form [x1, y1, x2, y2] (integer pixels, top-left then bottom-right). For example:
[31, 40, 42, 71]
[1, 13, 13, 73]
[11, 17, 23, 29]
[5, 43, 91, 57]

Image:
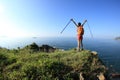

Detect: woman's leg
[78, 40, 80, 51]
[80, 36, 84, 50]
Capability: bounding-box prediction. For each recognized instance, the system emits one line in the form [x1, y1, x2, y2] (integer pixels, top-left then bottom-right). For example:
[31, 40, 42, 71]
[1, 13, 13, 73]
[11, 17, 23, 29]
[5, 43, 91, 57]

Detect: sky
[0, 0, 120, 38]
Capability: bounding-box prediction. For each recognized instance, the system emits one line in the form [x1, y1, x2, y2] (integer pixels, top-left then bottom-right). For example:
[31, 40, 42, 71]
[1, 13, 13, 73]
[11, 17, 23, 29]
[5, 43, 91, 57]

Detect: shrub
[24, 42, 39, 52]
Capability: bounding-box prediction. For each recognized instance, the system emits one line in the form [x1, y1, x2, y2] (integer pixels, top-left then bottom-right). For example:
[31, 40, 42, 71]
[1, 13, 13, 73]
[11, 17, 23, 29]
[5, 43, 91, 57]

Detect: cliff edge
[0, 43, 108, 80]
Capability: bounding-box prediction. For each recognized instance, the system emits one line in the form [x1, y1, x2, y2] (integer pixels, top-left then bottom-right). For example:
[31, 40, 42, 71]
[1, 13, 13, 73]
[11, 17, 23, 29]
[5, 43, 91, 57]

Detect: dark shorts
[77, 35, 83, 41]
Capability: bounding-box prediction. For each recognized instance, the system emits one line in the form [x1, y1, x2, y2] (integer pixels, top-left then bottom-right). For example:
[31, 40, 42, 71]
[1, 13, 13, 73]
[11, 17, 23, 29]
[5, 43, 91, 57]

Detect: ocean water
[0, 37, 120, 73]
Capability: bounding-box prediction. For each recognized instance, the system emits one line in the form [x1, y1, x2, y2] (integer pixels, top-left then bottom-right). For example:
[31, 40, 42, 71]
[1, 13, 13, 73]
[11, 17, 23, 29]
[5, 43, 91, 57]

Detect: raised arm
[71, 19, 78, 27]
[82, 20, 87, 26]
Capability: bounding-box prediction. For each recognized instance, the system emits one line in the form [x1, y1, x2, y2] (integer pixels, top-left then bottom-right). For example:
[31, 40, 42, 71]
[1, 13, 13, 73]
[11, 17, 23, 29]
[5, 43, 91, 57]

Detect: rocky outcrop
[79, 72, 84, 80]
[115, 37, 120, 40]
[97, 73, 106, 80]
[39, 44, 56, 52]
[24, 43, 56, 52]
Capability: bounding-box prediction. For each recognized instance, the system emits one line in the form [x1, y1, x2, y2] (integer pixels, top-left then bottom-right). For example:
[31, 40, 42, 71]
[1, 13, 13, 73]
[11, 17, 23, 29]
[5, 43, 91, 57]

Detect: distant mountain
[115, 37, 120, 40]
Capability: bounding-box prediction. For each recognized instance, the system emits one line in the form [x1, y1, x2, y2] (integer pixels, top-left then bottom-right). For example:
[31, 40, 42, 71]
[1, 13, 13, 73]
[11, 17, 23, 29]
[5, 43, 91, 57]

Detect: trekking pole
[86, 21, 93, 38]
[60, 20, 71, 34]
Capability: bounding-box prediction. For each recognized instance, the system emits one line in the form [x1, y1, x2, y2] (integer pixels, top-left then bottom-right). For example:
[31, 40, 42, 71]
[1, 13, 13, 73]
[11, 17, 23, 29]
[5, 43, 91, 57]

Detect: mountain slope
[0, 46, 108, 80]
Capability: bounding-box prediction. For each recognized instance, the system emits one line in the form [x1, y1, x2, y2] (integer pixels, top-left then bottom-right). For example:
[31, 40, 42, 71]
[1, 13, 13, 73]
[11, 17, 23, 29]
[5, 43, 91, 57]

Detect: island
[115, 37, 120, 40]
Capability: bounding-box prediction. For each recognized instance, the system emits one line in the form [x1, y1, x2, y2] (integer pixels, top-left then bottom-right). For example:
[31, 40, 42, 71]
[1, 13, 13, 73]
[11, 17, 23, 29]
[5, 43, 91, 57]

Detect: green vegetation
[0, 43, 107, 80]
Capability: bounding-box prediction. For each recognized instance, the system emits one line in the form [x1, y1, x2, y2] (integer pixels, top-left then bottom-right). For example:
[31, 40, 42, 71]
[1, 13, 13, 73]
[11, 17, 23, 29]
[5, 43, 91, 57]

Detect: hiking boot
[80, 48, 84, 51]
[76, 48, 80, 52]
[78, 49, 80, 52]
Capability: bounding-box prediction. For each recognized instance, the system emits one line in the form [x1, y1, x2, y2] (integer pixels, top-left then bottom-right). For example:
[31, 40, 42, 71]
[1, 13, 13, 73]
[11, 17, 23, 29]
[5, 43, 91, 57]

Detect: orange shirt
[77, 26, 84, 35]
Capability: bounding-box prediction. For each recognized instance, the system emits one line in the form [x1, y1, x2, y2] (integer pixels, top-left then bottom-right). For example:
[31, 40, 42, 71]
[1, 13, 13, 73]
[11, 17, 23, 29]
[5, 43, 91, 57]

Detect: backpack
[77, 26, 84, 35]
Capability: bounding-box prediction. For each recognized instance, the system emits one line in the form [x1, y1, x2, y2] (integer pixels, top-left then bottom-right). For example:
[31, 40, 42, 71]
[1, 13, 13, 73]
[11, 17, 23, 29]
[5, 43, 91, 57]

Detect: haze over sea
[0, 37, 120, 73]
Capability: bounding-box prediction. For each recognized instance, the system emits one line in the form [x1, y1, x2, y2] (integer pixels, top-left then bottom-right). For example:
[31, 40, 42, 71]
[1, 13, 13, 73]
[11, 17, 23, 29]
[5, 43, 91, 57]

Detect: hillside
[0, 43, 108, 80]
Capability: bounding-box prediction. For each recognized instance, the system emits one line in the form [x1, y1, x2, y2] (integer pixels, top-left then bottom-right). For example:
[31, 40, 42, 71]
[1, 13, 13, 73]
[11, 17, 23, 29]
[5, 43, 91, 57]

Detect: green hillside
[0, 44, 107, 80]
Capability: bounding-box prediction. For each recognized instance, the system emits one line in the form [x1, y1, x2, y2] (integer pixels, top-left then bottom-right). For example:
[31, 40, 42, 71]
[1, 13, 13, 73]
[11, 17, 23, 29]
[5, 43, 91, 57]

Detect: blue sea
[0, 37, 120, 73]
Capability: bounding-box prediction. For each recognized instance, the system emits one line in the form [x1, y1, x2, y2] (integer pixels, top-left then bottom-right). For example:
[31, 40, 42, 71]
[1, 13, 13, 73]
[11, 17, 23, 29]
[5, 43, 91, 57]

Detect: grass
[0, 45, 107, 80]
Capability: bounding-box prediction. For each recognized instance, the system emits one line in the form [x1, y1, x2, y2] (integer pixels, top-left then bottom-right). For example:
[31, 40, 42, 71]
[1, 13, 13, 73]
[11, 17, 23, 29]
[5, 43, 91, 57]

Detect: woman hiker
[71, 19, 87, 51]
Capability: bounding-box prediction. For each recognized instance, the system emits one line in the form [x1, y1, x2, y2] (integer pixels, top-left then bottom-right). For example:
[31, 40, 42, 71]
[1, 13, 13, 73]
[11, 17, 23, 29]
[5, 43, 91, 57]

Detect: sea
[0, 37, 120, 73]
